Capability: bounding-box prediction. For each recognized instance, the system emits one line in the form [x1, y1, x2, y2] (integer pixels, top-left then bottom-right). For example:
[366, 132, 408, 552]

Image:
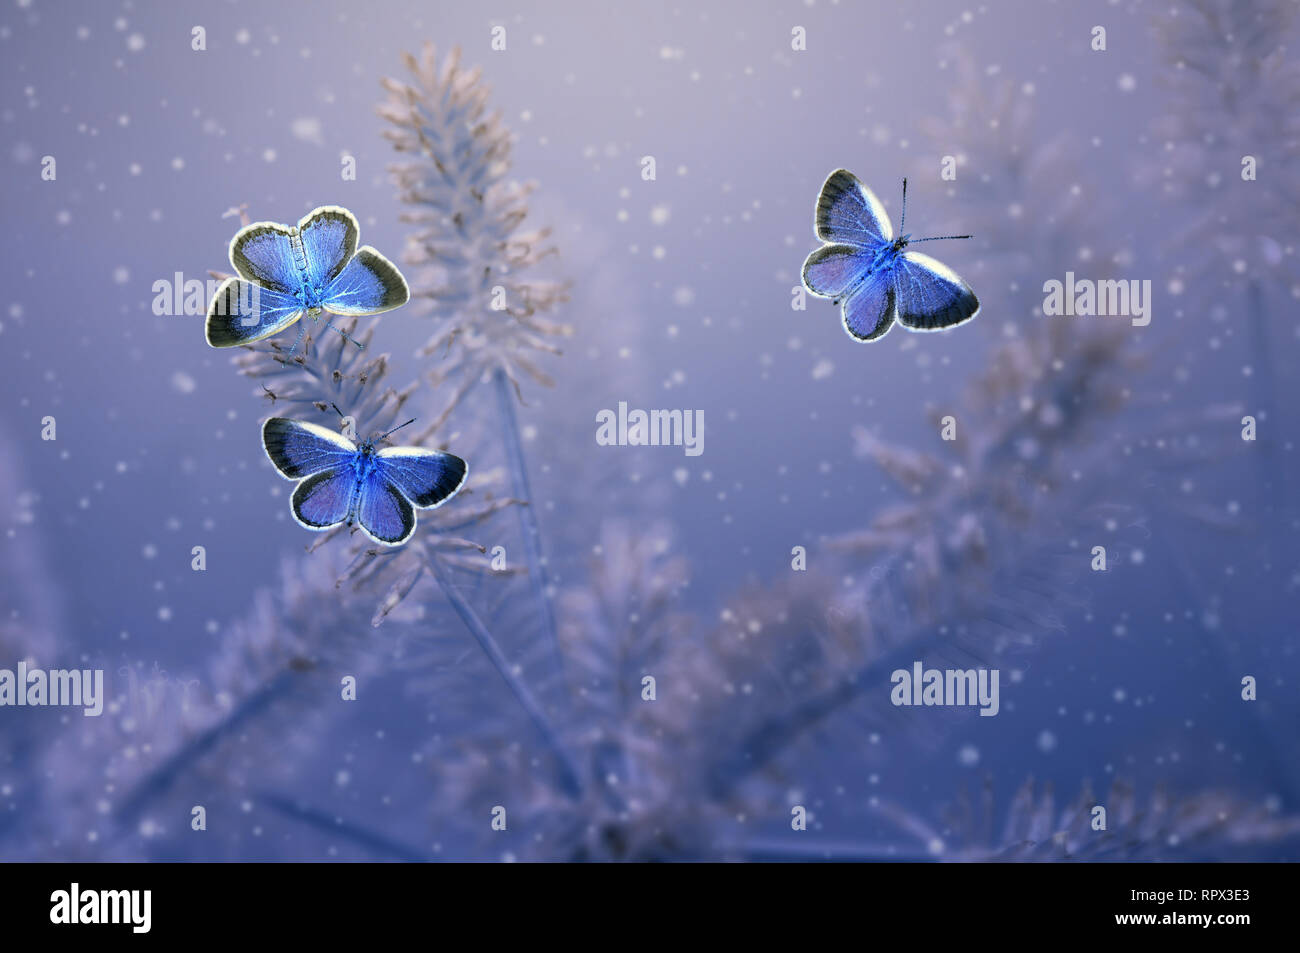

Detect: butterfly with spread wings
[802, 170, 979, 342]
[262, 416, 467, 546]
[206, 205, 408, 351]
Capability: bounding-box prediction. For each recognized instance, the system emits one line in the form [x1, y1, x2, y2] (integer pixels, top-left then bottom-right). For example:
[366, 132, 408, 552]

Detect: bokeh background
[1, 0, 1297, 861]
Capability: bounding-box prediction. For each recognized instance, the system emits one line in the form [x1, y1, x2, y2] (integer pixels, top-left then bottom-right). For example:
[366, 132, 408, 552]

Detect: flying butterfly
[262, 416, 468, 546]
[802, 170, 979, 342]
[207, 205, 409, 352]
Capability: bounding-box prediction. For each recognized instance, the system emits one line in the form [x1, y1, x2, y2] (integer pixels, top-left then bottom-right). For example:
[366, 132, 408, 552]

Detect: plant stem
[707, 624, 958, 799]
[258, 791, 432, 862]
[427, 553, 583, 799]
[492, 366, 562, 672]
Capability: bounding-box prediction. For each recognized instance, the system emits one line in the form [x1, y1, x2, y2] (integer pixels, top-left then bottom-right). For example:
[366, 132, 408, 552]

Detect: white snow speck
[290, 117, 323, 145]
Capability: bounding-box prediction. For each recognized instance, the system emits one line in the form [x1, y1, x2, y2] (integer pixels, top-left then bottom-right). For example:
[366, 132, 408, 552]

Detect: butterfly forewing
[376, 447, 468, 508]
[298, 206, 359, 292]
[815, 169, 893, 245]
[229, 222, 300, 294]
[262, 418, 357, 480]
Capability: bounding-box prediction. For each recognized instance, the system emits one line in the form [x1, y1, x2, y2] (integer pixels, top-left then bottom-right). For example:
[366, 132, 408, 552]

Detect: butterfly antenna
[899, 177, 907, 235]
[330, 403, 347, 421]
[379, 418, 417, 442]
[909, 234, 974, 243]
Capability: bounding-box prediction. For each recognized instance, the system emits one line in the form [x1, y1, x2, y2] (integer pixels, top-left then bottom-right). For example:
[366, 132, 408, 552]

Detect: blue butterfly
[262, 416, 467, 546]
[802, 170, 979, 342]
[207, 206, 409, 351]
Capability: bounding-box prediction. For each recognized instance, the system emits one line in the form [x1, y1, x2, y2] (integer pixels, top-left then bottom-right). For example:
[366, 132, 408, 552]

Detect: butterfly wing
[841, 270, 897, 342]
[802, 243, 876, 300]
[356, 466, 417, 545]
[321, 246, 410, 316]
[262, 418, 358, 479]
[376, 447, 468, 508]
[291, 468, 357, 531]
[814, 169, 893, 245]
[229, 220, 299, 294]
[894, 251, 980, 331]
[206, 279, 304, 348]
[298, 206, 359, 292]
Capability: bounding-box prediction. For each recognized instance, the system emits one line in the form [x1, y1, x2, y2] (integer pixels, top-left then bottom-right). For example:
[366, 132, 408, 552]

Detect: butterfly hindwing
[356, 469, 417, 545]
[376, 447, 468, 508]
[815, 169, 893, 245]
[842, 272, 897, 342]
[262, 418, 358, 480]
[206, 279, 304, 348]
[894, 251, 980, 331]
[802, 242, 875, 300]
[291, 468, 356, 530]
[298, 206, 359, 292]
[322, 246, 410, 316]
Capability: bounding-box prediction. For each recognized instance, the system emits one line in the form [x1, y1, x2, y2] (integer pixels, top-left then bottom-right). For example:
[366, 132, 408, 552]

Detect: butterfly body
[262, 417, 467, 546]
[282, 228, 334, 314]
[838, 235, 907, 298]
[335, 440, 382, 521]
[207, 206, 409, 349]
[802, 170, 979, 342]
[285, 234, 322, 311]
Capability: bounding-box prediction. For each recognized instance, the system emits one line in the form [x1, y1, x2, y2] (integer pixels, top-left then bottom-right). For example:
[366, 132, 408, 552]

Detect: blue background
[0, 0, 1296, 861]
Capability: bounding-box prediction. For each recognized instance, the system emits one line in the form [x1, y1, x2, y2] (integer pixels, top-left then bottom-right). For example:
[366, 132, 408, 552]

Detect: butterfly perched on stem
[206, 206, 409, 351]
[802, 170, 979, 342]
[262, 417, 467, 546]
